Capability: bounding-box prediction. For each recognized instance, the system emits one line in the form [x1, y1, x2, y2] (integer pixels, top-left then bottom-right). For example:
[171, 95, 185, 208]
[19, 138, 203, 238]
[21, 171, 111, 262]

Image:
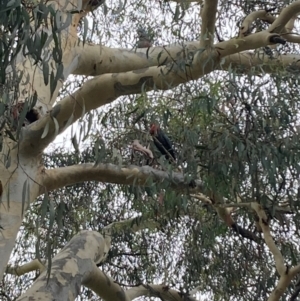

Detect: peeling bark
[16, 231, 109, 301]
[1, 0, 300, 299]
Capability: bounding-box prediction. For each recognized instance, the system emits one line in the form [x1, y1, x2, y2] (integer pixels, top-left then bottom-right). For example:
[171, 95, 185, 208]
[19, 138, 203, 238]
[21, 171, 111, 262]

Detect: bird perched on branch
[149, 123, 176, 163]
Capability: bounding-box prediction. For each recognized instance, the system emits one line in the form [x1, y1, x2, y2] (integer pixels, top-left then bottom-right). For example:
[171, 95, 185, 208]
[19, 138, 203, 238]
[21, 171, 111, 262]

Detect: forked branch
[84, 266, 130, 301]
[269, 1, 300, 33]
[16, 231, 109, 301]
[239, 9, 276, 38]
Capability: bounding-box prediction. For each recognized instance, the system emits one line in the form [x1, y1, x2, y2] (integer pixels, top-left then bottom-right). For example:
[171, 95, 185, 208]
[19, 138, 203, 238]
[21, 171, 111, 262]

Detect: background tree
[1, 0, 300, 300]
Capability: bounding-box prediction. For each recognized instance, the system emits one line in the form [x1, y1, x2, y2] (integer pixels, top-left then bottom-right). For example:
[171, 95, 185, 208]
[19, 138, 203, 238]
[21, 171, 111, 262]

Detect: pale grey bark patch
[34, 271, 83, 300]
[114, 77, 154, 95]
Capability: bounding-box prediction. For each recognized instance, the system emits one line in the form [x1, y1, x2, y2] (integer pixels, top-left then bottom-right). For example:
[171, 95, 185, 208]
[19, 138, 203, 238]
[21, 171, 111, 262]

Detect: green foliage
[0, 1, 71, 142]
[3, 0, 300, 301]
[9, 70, 300, 300]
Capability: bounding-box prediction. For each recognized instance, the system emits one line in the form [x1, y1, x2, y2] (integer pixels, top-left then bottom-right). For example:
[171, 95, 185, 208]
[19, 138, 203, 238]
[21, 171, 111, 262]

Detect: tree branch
[200, 0, 218, 48]
[101, 216, 160, 256]
[268, 274, 294, 301]
[17, 231, 109, 301]
[21, 29, 286, 156]
[84, 265, 130, 301]
[286, 15, 297, 33]
[6, 259, 46, 276]
[103, 216, 159, 237]
[268, 1, 300, 34]
[40, 163, 203, 195]
[74, 28, 288, 78]
[239, 10, 276, 38]
[191, 194, 260, 242]
[290, 264, 300, 278]
[251, 202, 286, 276]
[42, 164, 261, 243]
[219, 52, 300, 74]
[249, 202, 300, 301]
[126, 284, 199, 301]
[73, 43, 198, 76]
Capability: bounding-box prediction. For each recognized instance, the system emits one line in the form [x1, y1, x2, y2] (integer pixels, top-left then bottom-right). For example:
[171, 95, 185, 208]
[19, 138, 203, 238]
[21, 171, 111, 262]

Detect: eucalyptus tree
[1, 0, 300, 301]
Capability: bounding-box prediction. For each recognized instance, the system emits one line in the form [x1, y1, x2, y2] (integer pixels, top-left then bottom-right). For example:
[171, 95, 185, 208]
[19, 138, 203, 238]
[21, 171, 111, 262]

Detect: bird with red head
[149, 123, 176, 163]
